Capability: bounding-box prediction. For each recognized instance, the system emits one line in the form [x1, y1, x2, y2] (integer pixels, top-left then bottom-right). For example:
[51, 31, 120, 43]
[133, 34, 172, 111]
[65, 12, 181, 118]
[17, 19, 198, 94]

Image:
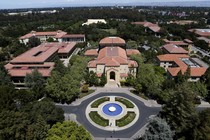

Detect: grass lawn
[101, 28, 117, 35]
[78, 89, 95, 98]
[91, 97, 110, 108]
[89, 111, 109, 126]
[116, 112, 136, 127]
[115, 97, 134, 108]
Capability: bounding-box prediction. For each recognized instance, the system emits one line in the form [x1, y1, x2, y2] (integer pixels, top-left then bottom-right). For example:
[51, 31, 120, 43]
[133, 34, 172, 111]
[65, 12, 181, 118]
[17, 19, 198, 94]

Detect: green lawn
[89, 111, 109, 127]
[91, 97, 110, 108]
[115, 97, 134, 108]
[116, 112, 136, 127]
[101, 28, 117, 35]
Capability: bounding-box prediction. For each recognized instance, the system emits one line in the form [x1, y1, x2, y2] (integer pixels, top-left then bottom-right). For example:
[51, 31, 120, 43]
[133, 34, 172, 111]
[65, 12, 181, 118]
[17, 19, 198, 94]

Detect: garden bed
[116, 112, 136, 127]
[91, 97, 110, 108]
[89, 111, 109, 126]
[115, 97, 134, 108]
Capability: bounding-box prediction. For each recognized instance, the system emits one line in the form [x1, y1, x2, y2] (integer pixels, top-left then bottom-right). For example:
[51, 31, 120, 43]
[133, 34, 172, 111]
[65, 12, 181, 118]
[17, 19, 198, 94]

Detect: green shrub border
[115, 97, 134, 108]
[91, 97, 110, 108]
[116, 112, 136, 127]
[89, 111, 109, 126]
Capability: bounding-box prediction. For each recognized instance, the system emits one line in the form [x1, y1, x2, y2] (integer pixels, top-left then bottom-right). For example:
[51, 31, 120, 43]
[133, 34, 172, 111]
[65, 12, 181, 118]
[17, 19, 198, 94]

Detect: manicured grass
[78, 89, 95, 98]
[89, 111, 109, 127]
[116, 112, 136, 127]
[115, 97, 134, 108]
[91, 97, 110, 108]
[101, 28, 117, 35]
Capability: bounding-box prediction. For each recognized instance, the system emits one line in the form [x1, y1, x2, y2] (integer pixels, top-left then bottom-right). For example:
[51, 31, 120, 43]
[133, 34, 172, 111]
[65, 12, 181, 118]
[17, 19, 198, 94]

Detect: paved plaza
[56, 87, 161, 139]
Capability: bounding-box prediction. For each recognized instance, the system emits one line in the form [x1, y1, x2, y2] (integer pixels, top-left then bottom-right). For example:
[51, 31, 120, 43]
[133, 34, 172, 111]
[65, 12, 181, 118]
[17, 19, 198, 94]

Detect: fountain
[102, 103, 123, 116]
[109, 106, 116, 112]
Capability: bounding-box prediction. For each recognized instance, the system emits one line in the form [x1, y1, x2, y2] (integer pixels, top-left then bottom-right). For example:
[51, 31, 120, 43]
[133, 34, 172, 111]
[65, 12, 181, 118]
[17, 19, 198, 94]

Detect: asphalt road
[56, 92, 161, 138]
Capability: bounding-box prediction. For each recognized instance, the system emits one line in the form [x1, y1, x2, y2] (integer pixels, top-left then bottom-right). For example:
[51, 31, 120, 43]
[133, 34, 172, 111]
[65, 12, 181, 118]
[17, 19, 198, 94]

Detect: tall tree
[46, 121, 92, 140]
[24, 69, 46, 98]
[143, 116, 174, 140]
[160, 83, 199, 139]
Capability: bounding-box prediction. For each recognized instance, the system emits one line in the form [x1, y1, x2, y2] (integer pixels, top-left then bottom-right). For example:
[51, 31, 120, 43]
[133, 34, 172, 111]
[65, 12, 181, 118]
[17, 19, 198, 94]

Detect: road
[56, 92, 161, 139]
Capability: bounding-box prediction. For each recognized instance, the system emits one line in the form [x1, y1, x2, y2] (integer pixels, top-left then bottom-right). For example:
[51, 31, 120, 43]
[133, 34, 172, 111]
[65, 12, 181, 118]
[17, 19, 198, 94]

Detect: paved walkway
[55, 87, 161, 139]
[55, 86, 210, 139]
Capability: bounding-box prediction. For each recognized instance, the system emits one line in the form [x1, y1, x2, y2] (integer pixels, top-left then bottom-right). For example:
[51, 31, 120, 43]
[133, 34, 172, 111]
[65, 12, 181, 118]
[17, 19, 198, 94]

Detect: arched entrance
[110, 71, 115, 80]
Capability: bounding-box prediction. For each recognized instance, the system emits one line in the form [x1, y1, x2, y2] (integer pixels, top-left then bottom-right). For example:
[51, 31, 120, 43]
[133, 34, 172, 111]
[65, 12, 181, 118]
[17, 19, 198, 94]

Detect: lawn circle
[86, 95, 139, 131]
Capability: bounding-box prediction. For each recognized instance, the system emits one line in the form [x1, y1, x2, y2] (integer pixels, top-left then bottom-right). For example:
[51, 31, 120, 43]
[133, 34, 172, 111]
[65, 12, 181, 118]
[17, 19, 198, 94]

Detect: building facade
[19, 30, 85, 44]
[5, 42, 77, 89]
[85, 37, 139, 86]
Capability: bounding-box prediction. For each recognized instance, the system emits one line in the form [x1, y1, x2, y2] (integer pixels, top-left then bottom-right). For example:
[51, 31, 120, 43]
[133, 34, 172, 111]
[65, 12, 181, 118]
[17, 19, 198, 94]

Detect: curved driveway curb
[56, 88, 161, 139]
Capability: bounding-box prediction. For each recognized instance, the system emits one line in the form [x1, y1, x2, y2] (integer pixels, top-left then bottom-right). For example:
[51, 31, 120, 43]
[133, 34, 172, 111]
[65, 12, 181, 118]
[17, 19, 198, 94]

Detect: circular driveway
[56, 91, 161, 139]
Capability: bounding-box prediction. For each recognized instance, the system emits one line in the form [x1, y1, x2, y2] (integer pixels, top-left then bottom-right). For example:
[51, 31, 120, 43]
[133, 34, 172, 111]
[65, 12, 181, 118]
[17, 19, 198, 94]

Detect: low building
[157, 54, 208, 82]
[5, 42, 77, 89]
[85, 37, 139, 86]
[82, 19, 107, 26]
[189, 29, 210, 37]
[189, 29, 210, 47]
[131, 21, 161, 35]
[19, 30, 85, 44]
[162, 44, 188, 54]
[168, 20, 198, 25]
[163, 39, 193, 53]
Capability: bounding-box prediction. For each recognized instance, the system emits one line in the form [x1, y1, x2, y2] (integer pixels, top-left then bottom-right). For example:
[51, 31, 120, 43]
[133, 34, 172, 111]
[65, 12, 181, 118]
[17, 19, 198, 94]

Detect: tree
[143, 116, 174, 140]
[53, 57, 67, 76]
[46, 121, 92, 140]
[0, 85, 16, 111]
[24, 69, 46, 98]
[0, 110, 30, 140]
[135, 63, 165, 98]
[196, 109, 210, 140]
[99, 72, 107, 86]
[21, 100, 64, 127]
[28, 36, 41, 48]
[26, 115, 50, 140]
[160, 83, 199, 139]
[85, 71, 99, 86]
[0, 67, 12, 86]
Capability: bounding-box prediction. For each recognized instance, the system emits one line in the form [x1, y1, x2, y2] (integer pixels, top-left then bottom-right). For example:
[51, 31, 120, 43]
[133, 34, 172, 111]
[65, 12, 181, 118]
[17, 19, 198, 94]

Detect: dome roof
[99, 37, 126, 45]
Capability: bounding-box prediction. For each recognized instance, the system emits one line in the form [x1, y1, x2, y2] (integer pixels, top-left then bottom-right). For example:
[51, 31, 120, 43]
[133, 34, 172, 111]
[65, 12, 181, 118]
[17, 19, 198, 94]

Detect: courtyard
[56, 87, 161, 139]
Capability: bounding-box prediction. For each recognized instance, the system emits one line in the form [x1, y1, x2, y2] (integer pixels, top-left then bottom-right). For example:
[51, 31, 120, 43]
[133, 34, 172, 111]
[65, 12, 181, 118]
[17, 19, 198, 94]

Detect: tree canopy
[46, 121, 92, 140]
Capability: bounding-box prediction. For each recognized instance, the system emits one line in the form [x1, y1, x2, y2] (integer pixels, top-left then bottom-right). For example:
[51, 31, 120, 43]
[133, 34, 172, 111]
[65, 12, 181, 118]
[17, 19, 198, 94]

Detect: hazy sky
[0, 0, 209, 9]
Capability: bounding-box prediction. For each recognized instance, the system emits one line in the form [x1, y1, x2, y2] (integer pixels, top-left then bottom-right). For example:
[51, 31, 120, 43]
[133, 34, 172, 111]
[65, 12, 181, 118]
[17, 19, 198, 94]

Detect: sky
[0, 0, 209, 9]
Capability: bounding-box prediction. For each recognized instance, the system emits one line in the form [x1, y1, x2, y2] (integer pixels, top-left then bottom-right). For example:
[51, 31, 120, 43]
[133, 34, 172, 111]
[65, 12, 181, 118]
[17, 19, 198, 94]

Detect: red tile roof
[157, 54, 207, 77]
[5, 62, 54, 77]
[99, 37, 125, 45]
[59, 34, 85, 38]
[195, 31, 210, 37]
[126, 49, 141, 56]
[84, 49, 98, 56]
[88, 47, 138, 67]
[11, 42, 76, 64]
[162, 44, 188, 54]
[19, 30, 67, 40]
[11, 46, 58, 64]
[132, 22, 160, 32]
[163, 39, 188, 46]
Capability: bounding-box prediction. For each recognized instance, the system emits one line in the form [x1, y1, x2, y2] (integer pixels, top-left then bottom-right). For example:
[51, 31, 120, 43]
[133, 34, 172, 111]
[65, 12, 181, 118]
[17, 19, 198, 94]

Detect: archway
[110, 71, 115, 80]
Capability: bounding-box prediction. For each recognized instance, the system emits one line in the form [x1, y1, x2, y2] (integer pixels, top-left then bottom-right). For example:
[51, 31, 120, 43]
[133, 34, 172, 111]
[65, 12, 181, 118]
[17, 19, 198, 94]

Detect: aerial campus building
[5, 42, 77, 89]
[85, 37, 140, 87]
[157, 39, 208, 82]
[19, 30, 85, 45]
